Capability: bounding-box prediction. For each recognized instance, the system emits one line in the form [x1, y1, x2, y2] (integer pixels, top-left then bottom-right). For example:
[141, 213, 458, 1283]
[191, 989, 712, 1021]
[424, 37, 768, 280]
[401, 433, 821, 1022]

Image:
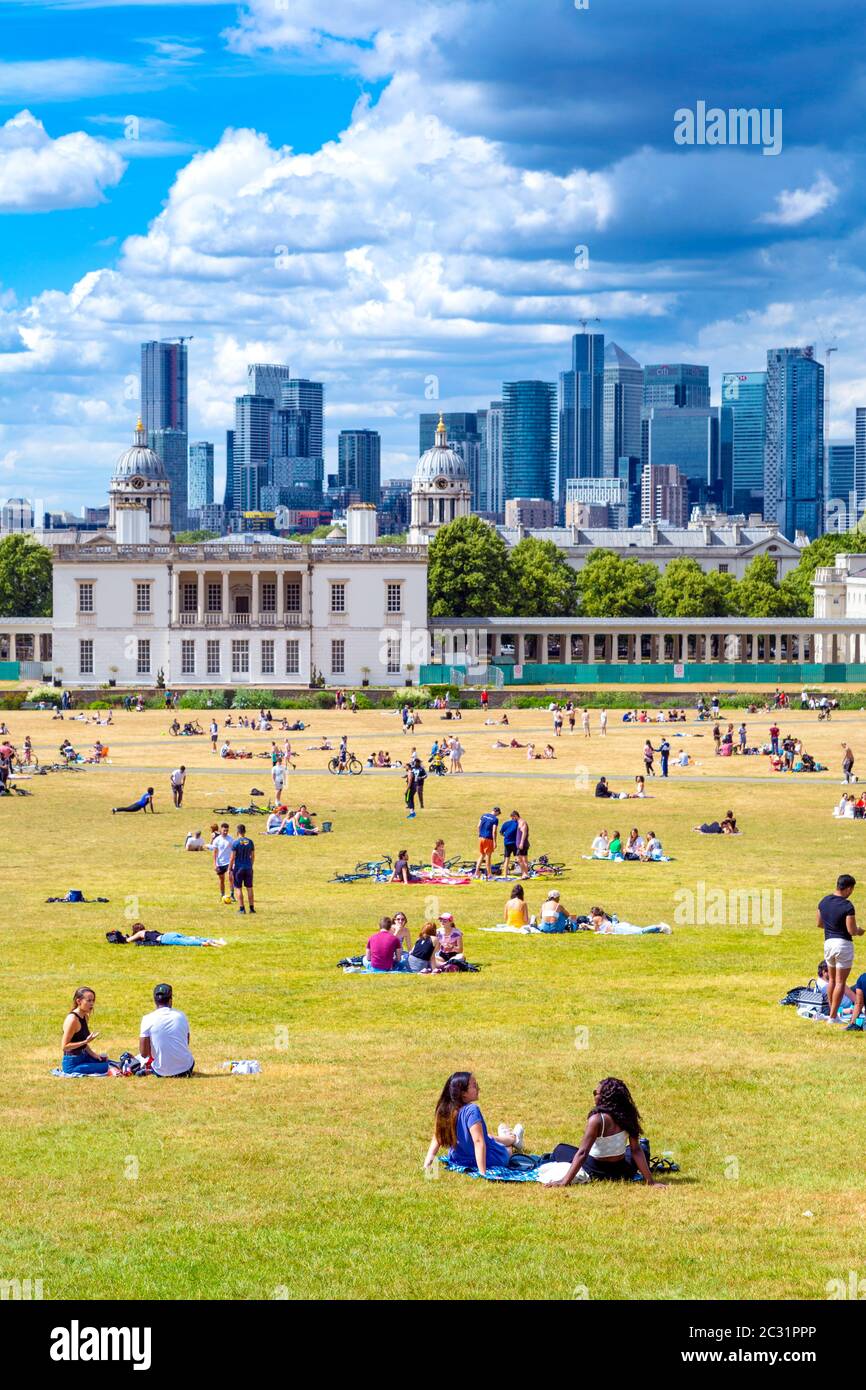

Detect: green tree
[781, 529, 866, 616]
[0, 534, 52, 616]
[507, 537, 579, 617]
[577, 549, 659, 617]
[378, 533, 407, 546]
[735, 553, 800, 617]
[655, 556, 738, 617]
[174, 529, 219, 544]
[427, 516, 510, 617]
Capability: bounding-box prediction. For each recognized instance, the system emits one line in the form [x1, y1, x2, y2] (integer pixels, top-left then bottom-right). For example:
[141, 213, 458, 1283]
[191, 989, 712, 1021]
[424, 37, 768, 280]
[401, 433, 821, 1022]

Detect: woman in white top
[590, 830, 609, 859]
[546, 1078, 663, 1186]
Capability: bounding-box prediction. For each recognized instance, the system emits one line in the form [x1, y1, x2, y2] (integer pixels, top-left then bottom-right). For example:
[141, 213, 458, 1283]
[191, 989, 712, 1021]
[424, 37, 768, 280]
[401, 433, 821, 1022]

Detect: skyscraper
[641, 463, 689, 526]
[502, 381, 557, 502]
[763, 346, 824, 539]
[828, 441, 856, 530]
[558, 331, 604, 501]
[248, 363, 292, 409]
[603, 343, 642, 475]
[641, 407, 722, 512]
[187, 441, 214, 512]
[224, 430, 235, 512]
[281, 379, 324, 459]
[720, 371, 767, 516]
[643, 363, 710, 409]
[338, 430, 381, 506]
[855, 408, 866, 519]
[141, 339, 189, 532]
[477, 401, 504, 517]
[234, 395, 274, 513]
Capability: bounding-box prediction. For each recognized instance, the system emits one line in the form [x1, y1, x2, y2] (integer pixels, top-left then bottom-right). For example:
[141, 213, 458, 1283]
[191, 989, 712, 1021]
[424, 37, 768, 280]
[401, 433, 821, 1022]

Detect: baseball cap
[153, 983, 172, 1003]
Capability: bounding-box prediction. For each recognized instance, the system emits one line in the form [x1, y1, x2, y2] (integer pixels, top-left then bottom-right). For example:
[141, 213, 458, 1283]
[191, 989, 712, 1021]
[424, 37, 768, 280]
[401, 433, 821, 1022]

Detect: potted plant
[108, 664, 118, 688]
[53, 665, 64, 688]
[360, 665, 370, 688]
[405, 662, 415, 688]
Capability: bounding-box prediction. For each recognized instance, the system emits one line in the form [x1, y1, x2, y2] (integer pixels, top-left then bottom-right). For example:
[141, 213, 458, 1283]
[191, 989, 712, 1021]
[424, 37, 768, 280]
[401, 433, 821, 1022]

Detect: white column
[171, 570, 180, 624]
[196, 571, 204, 624]
[609, 632, 619, 663]
[222, 572, 230, 621]
[251, 571, 260, 621]
[276, 570, 285, 623]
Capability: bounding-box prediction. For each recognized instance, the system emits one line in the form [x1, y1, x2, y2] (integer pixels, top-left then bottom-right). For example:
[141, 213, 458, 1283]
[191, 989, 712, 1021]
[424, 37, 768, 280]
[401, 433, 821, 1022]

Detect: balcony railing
[174, 612, 307, 628]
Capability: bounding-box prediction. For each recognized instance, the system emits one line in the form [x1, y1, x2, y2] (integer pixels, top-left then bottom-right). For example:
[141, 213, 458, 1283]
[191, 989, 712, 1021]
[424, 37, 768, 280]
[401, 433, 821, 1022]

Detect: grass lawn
[3, 699, 866, 1301]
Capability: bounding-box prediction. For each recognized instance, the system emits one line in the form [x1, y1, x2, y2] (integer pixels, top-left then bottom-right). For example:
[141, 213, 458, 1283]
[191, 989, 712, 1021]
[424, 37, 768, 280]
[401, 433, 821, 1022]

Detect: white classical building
[50, 424, 428, 688]
[408, 415, 472, 544]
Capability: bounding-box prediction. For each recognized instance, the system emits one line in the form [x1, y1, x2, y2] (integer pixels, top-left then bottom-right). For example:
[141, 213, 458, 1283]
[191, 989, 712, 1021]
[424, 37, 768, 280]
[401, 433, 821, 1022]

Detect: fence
[421, 661, 866, 686]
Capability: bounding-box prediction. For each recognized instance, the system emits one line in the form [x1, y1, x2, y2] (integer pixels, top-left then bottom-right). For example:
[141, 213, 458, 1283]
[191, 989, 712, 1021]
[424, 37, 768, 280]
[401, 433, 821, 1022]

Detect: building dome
[414, 415, 469, 484]
[113, 419, 167, 480]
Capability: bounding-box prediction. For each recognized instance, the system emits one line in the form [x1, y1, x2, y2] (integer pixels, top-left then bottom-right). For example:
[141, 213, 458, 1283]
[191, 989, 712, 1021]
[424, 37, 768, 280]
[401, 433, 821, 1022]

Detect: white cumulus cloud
[0, 110, 127, 212]
[759, 173, 839, 227]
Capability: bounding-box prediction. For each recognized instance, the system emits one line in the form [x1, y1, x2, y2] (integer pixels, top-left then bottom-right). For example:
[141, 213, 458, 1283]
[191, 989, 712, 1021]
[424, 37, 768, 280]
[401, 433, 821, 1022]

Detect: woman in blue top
[423, 1072, 523, 1175]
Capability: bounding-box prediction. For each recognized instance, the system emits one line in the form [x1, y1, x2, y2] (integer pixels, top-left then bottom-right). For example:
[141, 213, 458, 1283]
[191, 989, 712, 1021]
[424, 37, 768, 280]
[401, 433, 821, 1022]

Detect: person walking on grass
[170, 765, 186, 808]
[582, 708, 591, 738]
[230, 824, 255, 914]
[659, 736, 670, 779]
[112, 787, 155, 814]
[819, 873, 863, 1024]
[599, 708, 607, 737]
[210, 718, 219, 753]
[842, 742, 856, 784]
[475, 805, 500, 880]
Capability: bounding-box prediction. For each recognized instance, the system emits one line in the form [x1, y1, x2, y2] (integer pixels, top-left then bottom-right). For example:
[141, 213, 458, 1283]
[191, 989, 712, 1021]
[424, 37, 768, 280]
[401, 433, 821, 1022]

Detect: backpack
[780, 981, 828, 1013]
[105, 930, 126, 944]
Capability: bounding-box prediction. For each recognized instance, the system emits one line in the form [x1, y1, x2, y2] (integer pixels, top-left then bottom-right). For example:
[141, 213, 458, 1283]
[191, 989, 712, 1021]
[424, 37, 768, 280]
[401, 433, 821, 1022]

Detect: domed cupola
[408, 414, 472, 544]
[109, 418, 172, 544]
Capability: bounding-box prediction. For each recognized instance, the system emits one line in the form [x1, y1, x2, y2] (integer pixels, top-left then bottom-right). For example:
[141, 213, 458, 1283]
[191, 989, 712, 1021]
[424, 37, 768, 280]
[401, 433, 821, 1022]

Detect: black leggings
[549, 1142, 637, 1180]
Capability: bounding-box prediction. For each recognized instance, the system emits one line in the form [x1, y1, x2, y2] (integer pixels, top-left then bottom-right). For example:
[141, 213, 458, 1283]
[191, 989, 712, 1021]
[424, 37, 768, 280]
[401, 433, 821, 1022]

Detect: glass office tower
[502, 380, 557, 502]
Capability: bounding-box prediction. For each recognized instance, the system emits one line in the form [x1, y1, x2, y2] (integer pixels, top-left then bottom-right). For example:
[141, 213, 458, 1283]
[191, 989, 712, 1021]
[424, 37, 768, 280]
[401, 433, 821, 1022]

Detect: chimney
[346, 503, 378, 545]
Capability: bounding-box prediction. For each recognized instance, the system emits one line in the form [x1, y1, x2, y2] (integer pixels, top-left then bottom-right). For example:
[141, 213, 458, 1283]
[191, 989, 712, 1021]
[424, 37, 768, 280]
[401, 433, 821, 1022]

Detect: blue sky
[1, 0, 865, 510]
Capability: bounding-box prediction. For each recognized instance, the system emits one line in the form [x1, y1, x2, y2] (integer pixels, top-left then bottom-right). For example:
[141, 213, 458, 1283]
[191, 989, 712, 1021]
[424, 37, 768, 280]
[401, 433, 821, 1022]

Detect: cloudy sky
[1, 0, 865, 510]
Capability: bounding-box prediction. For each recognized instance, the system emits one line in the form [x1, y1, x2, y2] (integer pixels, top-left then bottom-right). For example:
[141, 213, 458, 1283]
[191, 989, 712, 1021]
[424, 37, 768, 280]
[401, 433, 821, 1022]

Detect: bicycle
[353, 856, 393, 876]
[528, 856, 565, 877]
[328, 754, 363, 775]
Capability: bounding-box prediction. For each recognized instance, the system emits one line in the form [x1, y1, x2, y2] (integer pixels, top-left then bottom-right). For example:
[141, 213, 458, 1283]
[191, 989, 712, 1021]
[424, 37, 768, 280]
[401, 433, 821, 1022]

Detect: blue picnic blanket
[439, 1154, 541, 1182]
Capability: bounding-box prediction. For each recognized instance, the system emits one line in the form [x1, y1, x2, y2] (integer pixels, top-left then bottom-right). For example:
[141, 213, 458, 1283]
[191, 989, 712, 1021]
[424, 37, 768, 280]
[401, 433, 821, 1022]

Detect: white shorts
[824, 938, 854, 970]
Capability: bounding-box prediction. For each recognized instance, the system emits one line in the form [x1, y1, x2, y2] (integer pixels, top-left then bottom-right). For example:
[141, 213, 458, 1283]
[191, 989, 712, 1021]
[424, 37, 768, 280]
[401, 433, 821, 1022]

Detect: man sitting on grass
[139, 983, 195, 1077]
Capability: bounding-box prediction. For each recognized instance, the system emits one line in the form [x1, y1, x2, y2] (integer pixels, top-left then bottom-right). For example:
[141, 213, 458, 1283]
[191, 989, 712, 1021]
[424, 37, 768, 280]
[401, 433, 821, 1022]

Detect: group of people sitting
[595, 776, 656, 800]
[265, 804, 321, 835]
[60, 982, 195, 1077]
[423, 1073, 667, 1185]
[588, 828, 664, 861]
[364, 750, 402, 768]
[623, 708, 687, 723]
[169, 719, 204, 736]
[833, 794, 866, 820]
[219, 742, 254, 759]
[767, 736, 821, 773]
[500, 883, 671, 934]
[363, 911, 468, 973]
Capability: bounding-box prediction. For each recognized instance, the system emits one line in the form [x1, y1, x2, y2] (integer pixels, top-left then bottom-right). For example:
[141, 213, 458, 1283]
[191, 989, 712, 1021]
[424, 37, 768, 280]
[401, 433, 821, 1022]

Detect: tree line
[427, 515, 866, 620]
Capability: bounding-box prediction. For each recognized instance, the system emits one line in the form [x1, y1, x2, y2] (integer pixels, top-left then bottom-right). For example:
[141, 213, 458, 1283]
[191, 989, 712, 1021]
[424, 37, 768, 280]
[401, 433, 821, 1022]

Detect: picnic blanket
[337, 955, 480, 974]
[439, 1154, 541, 1182]
[582, 854, 672, 864]
[482, 921, 671, 936]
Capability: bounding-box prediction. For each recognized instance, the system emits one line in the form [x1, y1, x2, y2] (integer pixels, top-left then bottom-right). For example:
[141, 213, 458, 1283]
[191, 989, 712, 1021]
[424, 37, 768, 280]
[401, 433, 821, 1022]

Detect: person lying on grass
[587, 907, 671, 935]
[61, 986, 120, 1075]
[423, 1072, 524, 1176]
[693, 811, 738, 834]
[546, 1078, 665, 1187]
[112, 922, 226, 947]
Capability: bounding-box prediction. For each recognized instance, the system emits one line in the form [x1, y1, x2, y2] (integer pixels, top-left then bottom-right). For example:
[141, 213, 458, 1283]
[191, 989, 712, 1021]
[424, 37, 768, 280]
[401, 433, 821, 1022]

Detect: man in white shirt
[273, 761, 286, 799]
[211, 820, 234, 901]
[139, 984, 194, 1077]
[170, 765, 186, 808]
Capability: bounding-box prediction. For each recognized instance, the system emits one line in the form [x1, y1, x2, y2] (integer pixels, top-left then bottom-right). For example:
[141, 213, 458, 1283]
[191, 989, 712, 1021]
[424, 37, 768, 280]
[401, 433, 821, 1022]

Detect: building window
[79, 639, 94, 675]
[232, 639, 249, 675]
[137, 639, 151, 675]
[181, 640, 195, 675]
[261, 582, 276, 613]
[206, 640, 221, 675]
[285, 580, 301, 613]
[285, 639, 300, 675]
[330, 582, 346, 614]
[78, 582, 94, 613]
[207, 583, 222, 613]
[387, 640, 400, 674]
[386, 582, 402, 614]
[261, 639, 275, 675]
[181, 582, 197, 613]
[718, 563, 729, 574]
[331, 639, 345, 674]
[135, 583, 151, 614]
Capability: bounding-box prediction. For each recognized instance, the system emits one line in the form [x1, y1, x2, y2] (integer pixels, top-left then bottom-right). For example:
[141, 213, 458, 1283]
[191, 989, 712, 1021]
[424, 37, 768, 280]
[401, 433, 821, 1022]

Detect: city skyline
[1, 0, 865, 514]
